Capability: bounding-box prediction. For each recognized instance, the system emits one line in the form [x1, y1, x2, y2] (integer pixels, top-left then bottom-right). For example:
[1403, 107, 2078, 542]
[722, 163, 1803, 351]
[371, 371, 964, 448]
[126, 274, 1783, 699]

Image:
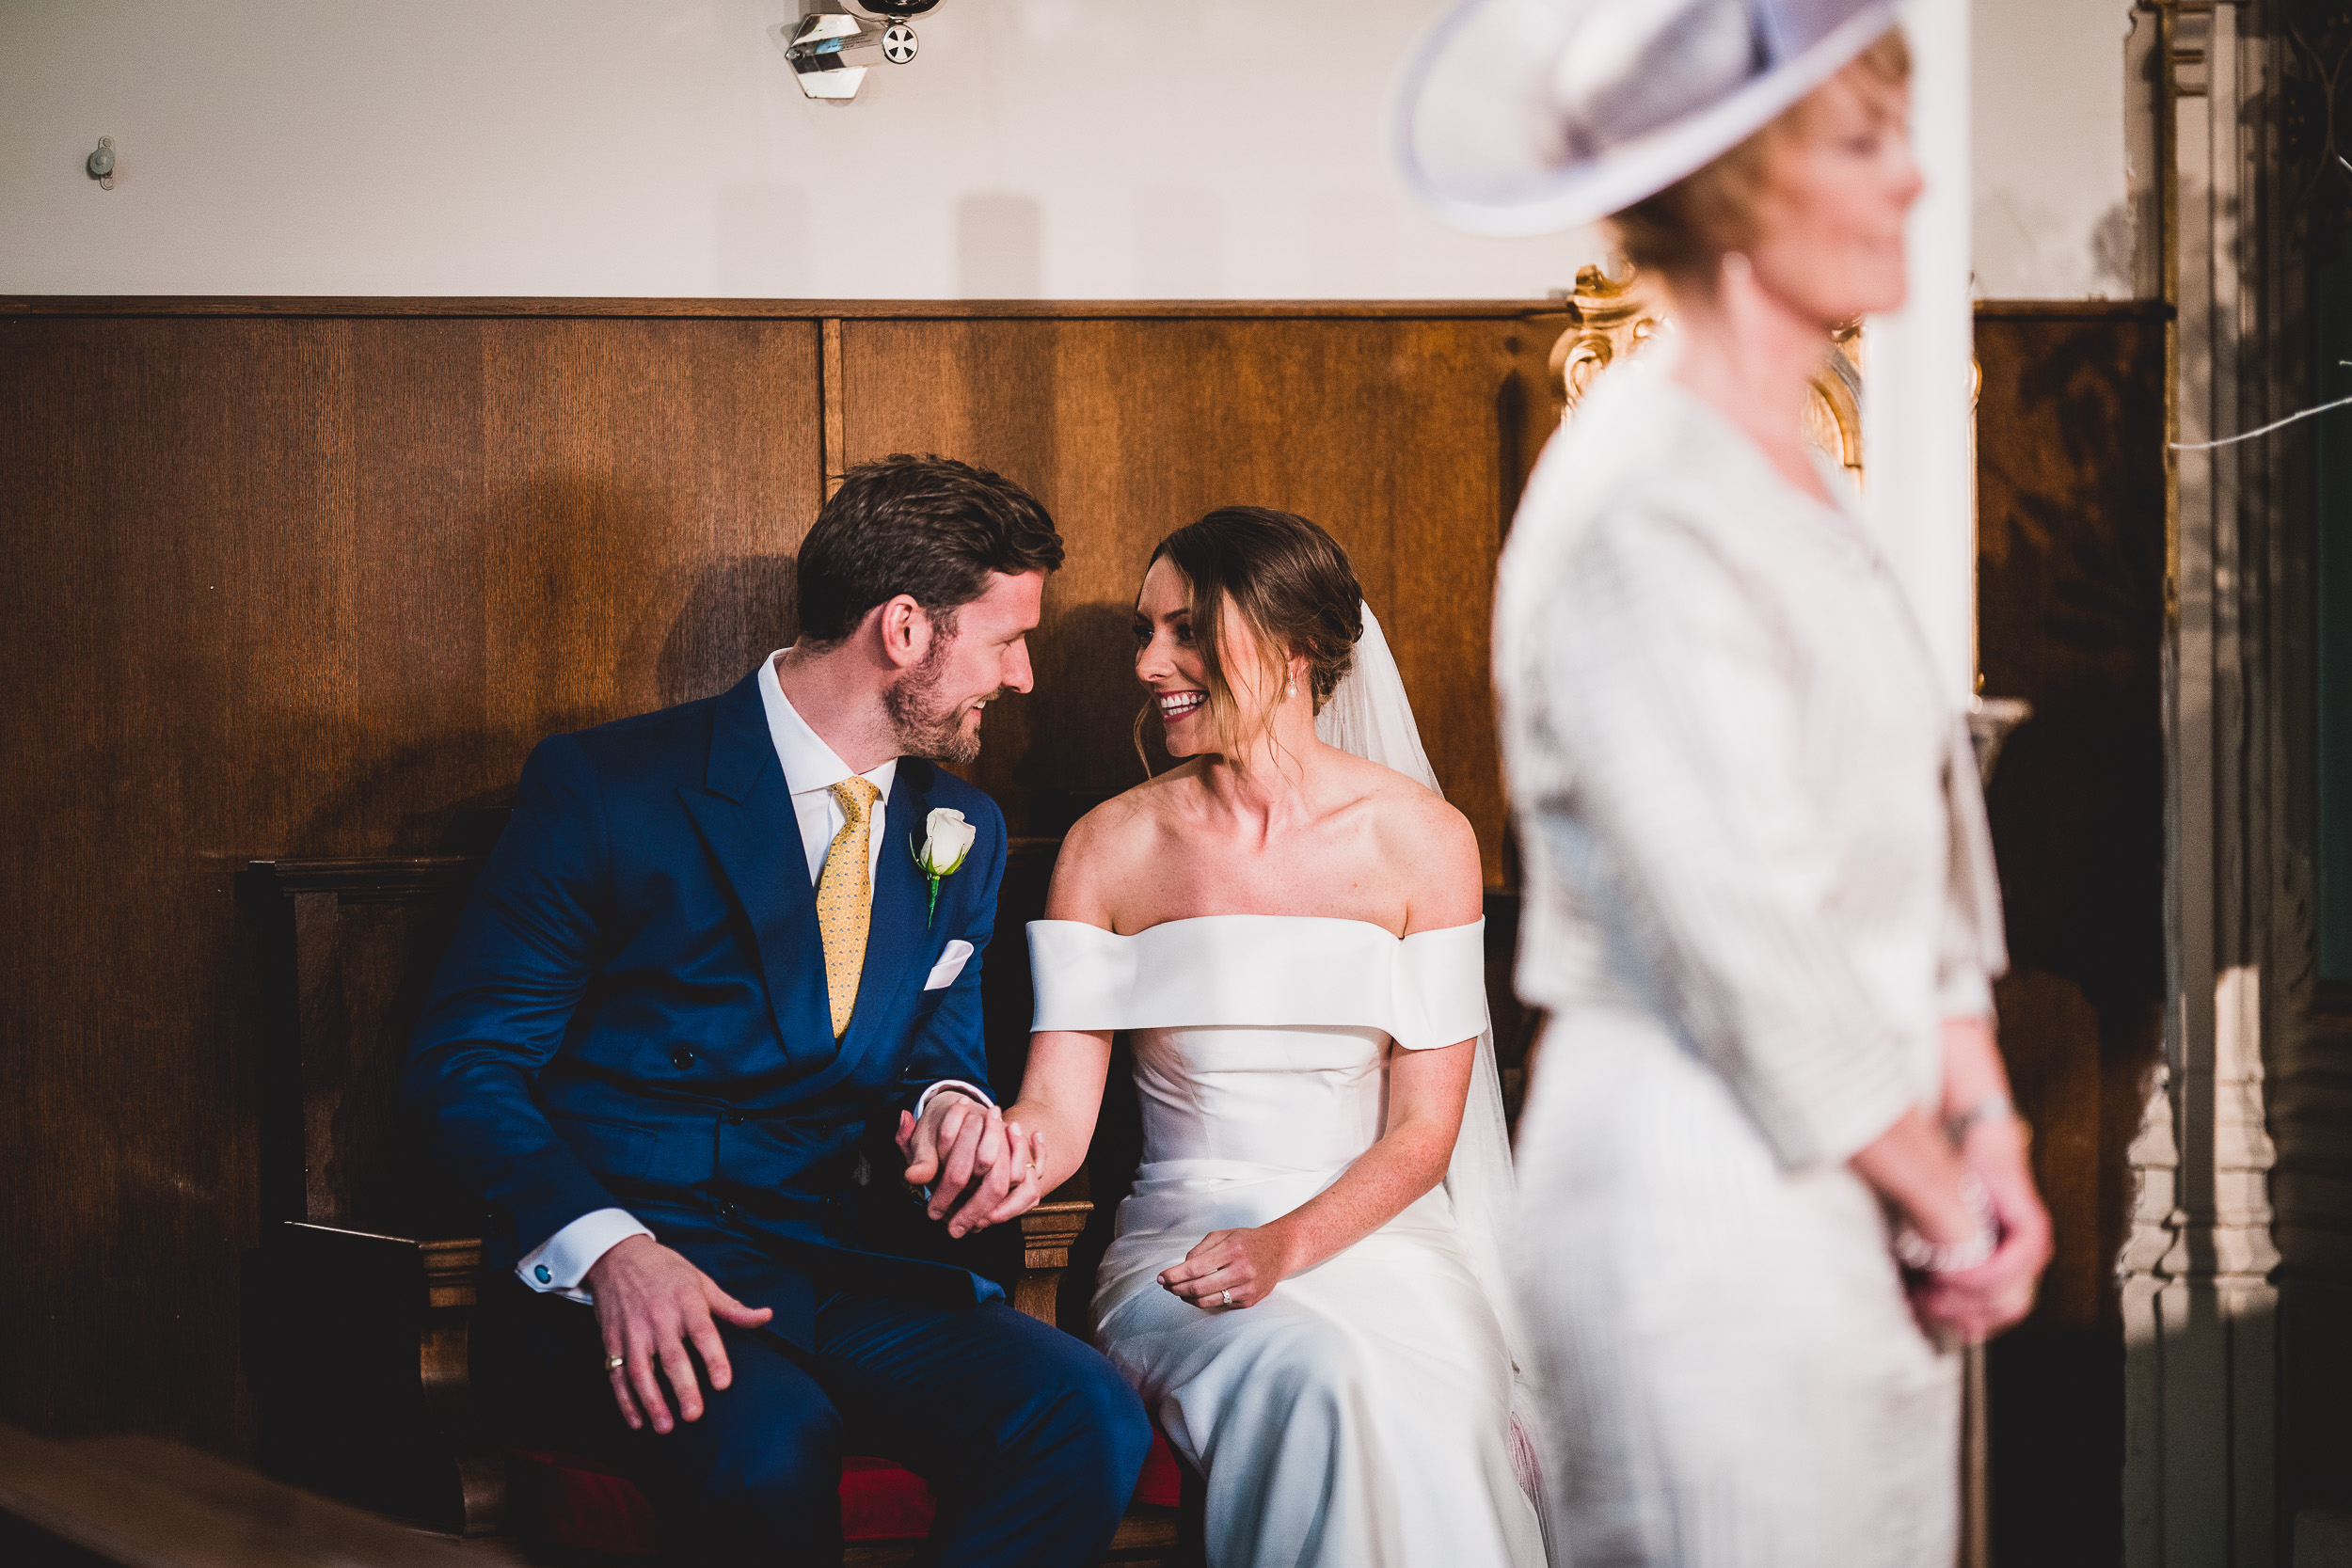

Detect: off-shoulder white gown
[1030, 914, 1545, 1568]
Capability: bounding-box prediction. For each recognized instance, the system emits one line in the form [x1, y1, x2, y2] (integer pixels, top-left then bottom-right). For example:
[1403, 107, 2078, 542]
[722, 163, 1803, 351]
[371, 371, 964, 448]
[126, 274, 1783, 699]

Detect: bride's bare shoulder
[1069, 765, 1200, 851]
[1350, 762, 1482, 929]
[1043, 766, 1200, 921]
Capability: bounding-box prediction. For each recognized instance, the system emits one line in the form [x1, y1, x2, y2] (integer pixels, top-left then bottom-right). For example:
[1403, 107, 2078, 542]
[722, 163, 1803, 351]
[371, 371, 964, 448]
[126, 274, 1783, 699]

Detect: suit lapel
[675, 672, 834, 1069]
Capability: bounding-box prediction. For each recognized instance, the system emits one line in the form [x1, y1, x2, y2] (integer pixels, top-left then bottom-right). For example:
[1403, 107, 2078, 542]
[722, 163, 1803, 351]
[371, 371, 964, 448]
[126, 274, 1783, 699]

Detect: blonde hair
[1611, 31, 1912, 286]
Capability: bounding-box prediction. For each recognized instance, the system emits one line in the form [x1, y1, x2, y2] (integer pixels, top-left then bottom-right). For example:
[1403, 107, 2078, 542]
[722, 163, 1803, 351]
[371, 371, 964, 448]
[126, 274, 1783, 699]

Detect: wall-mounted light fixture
[785, 1, 938, 103]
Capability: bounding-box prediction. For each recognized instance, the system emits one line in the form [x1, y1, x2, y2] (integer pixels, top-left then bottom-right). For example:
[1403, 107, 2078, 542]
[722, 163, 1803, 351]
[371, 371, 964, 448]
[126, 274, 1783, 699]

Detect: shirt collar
[755, 651, 898, 801]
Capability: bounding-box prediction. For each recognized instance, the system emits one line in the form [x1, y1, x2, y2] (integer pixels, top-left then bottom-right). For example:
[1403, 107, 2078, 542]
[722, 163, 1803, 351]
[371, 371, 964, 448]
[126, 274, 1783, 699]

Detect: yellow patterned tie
[817, 777, 882, 1039]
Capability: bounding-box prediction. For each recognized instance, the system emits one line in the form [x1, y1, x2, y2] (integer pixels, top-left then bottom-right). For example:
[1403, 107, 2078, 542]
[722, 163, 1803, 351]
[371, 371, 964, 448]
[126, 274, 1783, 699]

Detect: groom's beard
[886, 649, 999, 767]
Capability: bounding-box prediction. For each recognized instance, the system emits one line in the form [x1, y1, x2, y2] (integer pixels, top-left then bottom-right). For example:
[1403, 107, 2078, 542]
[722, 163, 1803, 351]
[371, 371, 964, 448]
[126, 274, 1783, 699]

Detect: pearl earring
[1286, 681, 1297, 698]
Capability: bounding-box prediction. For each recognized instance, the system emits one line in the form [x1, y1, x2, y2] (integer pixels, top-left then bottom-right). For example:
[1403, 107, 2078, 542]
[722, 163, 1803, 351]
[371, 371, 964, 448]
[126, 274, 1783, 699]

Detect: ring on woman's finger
[605, 1353, 627, 1372]
[1218, 1288, 1233, 1307]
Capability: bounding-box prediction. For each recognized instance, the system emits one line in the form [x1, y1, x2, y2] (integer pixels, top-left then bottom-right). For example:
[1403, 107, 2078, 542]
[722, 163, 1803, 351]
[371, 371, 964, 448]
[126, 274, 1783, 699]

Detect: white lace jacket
[1493, 360, 2008, 1172]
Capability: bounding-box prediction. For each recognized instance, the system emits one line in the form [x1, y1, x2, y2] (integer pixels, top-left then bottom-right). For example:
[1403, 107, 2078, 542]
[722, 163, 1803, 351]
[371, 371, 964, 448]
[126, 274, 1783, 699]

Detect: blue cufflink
[534, 1264, 552, 1283]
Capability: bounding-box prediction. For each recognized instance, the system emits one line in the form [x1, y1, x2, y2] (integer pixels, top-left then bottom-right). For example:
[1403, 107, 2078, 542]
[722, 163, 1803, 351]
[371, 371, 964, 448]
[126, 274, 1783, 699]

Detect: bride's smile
[1134, 551, 1308, 762]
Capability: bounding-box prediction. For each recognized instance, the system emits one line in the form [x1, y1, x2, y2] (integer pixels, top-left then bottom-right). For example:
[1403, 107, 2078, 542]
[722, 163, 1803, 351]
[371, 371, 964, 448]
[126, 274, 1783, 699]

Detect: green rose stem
[913, 833, 969, 927]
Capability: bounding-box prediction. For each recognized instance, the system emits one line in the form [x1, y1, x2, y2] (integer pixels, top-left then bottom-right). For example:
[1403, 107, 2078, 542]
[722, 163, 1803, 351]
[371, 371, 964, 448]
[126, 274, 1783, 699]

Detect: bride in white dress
[1001, 506, 1545, 1568]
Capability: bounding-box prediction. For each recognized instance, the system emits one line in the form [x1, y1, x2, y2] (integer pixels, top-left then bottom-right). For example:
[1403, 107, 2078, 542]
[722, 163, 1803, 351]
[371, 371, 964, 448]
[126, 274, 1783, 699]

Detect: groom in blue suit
[404, 454, 1151, 1563]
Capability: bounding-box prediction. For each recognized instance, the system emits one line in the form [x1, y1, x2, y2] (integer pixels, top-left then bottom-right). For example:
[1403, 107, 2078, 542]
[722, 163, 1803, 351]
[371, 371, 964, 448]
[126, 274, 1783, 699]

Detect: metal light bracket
[783, 6, 923, 102]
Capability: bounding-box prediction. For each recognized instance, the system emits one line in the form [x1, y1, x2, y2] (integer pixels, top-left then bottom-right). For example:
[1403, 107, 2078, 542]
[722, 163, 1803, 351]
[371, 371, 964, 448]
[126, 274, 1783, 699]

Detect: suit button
[718, 1200, 741, 1222]
[724, 1112, 746, 1126]
[671, 1046, 695, 1069]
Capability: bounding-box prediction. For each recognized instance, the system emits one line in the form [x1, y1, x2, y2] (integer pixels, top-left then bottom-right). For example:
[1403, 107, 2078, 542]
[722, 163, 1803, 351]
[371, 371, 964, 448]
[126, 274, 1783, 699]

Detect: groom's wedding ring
[605, 1353, 627, 1372]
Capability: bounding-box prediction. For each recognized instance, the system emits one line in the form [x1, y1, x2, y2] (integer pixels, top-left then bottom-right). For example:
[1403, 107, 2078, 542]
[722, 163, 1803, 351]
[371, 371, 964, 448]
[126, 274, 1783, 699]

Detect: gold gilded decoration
[1549, 263, 1663, 418]
[1549, 262, 1867, 482]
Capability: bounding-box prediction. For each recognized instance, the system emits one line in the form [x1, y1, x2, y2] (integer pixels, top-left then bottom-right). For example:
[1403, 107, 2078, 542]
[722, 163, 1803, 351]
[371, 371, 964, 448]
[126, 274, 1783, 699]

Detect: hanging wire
[2168, 359, 2352, 451]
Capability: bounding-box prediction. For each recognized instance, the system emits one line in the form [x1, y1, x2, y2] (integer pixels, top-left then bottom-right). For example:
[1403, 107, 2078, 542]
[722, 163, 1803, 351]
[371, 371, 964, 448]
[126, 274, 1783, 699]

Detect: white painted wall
[1970, 0, 2141, 298]
[0, 1, 2141, 301]
[0, 0, 1598, 299]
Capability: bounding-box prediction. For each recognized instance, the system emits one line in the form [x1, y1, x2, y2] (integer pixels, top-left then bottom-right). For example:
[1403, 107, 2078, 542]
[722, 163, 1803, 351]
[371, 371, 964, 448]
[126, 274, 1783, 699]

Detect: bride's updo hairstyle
[1143, 506, 1363, 762]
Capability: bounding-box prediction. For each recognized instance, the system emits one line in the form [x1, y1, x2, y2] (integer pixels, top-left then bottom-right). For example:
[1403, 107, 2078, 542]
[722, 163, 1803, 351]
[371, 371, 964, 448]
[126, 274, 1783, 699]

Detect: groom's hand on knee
[585, 1235, 772, 1435]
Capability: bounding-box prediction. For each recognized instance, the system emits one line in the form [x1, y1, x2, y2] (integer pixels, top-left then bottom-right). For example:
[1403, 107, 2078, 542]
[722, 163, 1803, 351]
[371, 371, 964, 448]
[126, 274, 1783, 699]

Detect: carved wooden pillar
[2122, 3, 2290, 1563]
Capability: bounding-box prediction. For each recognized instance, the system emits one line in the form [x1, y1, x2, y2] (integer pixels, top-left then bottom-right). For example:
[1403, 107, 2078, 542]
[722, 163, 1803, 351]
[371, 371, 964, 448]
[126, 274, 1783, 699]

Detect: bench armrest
[1014, 1185, 1093, 1327]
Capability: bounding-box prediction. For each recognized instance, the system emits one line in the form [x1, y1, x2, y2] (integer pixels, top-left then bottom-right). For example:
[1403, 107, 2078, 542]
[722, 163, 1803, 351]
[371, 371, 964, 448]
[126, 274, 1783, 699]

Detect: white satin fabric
[1032, 915, 1546, 1568]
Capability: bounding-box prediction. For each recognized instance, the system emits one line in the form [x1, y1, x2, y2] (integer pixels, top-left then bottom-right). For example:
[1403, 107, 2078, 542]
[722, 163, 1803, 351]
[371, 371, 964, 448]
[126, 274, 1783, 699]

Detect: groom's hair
[795, 454, 1063, 646]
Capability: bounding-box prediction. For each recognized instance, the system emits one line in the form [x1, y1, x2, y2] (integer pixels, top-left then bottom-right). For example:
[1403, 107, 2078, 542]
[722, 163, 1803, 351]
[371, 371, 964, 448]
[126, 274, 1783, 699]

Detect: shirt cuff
[516, 1207, 653, 1304]
[914, 1080, 995, 1120]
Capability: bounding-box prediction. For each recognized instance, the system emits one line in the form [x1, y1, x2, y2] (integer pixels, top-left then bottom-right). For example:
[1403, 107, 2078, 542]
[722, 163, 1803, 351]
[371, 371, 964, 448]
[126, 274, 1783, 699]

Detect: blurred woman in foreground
[1398, 3, 2054, 1562]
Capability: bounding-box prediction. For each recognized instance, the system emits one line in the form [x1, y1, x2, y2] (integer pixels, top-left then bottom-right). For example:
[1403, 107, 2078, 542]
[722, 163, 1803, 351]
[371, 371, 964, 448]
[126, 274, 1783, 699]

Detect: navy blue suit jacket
[403, 670, 1008, 1349]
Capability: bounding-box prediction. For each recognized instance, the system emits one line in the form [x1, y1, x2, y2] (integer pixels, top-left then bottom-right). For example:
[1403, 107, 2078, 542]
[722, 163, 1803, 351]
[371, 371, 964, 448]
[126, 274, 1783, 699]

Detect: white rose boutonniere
[912, 807, 978, 925]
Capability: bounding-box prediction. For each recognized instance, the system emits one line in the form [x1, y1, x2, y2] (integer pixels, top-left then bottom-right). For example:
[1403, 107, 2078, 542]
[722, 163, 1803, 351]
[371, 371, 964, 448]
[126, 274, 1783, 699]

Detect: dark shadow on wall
[1973, 306, 2168, 1568]
[659, 554, 799, 708]
[1013, 599, 1159, 836]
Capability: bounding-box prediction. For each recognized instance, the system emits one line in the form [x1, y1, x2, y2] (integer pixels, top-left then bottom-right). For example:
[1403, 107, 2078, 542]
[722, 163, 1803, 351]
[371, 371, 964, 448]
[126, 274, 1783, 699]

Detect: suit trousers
[484, 1278, 1152, 1566]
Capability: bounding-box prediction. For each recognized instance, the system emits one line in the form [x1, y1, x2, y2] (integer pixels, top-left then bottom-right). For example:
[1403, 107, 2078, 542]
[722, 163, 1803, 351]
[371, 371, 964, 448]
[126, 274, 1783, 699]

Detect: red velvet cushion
[838, 1453, 936, 1542]
[503, 1429, 1184, 1552]
[504, 1445, 661, 1557]
[1134, 1430, 1184, 1509]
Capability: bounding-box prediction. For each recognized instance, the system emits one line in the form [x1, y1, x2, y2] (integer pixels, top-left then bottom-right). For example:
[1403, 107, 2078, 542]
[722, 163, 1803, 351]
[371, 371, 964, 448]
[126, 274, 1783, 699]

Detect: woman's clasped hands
[1909, 1113, 2050, 1344]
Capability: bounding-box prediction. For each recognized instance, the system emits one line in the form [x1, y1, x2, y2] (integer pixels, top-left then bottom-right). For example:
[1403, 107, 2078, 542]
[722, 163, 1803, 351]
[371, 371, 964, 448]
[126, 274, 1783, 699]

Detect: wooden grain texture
[837, 314, 1567, 881]
[0, 300, 1546, 1477]
[1971, 306, 2168, 1568]
[0, 314, 821, 1454]
[0, 297, 1565, 323]
[0, 1423, 481, 1567]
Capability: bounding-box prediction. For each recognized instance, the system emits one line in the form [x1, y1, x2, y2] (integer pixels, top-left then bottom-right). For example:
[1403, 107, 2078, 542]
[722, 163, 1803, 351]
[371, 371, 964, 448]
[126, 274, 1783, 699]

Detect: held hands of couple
[582, 1093, 1047, 1435]
[895, 1089, 1049, 1239]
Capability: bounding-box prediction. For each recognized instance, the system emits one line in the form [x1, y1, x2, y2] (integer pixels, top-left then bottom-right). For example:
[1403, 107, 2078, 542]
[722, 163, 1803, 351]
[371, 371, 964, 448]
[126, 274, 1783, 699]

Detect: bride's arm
[1001, 1029, 1114, 1201]
[1160, 793, 1484, 1309]
[975, 806, 1125, 1228]
[1159, 1040, 1475, 1309]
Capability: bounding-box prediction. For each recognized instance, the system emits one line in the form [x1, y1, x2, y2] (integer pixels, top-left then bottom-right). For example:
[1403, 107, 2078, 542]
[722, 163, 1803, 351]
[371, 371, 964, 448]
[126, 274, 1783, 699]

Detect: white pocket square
[923, 940, 974, 990]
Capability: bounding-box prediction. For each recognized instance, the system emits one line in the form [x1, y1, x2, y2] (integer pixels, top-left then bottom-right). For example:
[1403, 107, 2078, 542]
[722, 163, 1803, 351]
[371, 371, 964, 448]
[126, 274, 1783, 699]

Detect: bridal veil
[1313, 602, 1547, 1502]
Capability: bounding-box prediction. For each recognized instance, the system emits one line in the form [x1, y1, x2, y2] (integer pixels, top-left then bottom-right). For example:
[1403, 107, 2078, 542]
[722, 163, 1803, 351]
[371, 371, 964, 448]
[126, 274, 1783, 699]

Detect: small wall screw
[87, 136, 115, 189]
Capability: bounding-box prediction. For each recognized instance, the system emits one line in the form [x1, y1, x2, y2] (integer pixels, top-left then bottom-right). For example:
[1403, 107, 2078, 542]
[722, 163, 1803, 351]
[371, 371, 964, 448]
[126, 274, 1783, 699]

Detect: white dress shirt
[516, 651, 993, 1301]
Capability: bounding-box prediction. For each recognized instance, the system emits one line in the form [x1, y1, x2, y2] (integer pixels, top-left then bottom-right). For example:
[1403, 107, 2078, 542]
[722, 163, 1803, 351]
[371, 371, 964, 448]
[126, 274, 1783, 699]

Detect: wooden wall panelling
[0, 309, 822, 1454]
[834, 312, 1568, 882]
[0, 296, 1559, 1467]
[1971, 301, 2170, 1568]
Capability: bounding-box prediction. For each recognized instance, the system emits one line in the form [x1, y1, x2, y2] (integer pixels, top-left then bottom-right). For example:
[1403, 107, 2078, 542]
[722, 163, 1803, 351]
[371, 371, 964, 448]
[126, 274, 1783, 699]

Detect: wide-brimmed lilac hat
[1392, 0, 1902, 237]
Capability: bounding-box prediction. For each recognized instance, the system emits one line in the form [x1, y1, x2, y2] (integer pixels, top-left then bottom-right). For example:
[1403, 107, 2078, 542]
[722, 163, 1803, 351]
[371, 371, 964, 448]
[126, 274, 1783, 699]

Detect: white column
[1864, 0, 1976, 707]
